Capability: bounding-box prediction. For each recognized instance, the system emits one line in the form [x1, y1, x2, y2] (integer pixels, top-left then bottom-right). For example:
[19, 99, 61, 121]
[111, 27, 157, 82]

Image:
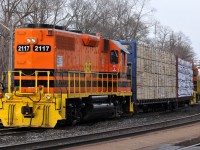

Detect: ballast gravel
[0, 104, 200, 146]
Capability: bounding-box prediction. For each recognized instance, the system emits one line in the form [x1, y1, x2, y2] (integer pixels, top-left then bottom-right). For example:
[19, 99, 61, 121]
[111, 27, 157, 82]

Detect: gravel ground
[0, 104, 200, 146]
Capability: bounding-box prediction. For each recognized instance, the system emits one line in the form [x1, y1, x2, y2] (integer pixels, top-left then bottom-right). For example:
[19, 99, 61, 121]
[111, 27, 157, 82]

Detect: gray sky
[151, 0, 200, 60]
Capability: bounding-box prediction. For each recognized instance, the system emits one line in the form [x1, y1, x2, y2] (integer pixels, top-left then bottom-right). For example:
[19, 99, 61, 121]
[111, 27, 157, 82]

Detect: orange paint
[14, 27, 131, 94]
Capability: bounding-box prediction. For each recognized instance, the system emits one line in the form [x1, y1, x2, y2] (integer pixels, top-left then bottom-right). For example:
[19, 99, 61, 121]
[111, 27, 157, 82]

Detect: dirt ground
[66, 122, 200, 150]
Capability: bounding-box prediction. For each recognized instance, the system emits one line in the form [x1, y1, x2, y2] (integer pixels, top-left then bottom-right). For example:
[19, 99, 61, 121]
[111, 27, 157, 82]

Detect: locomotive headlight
[27, 38, 31, 43]
[31, 38, 36, 43]
[5, 94, 11, 100]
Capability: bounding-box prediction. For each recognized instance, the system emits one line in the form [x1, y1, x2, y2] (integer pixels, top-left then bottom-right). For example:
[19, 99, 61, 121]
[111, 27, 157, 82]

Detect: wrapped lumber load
[137, 45, 176, 100]
[178, 58, 193, 97]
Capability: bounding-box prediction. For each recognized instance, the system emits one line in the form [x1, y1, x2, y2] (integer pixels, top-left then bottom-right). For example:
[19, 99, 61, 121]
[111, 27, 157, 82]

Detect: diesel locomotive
[0, 24, 133, 128]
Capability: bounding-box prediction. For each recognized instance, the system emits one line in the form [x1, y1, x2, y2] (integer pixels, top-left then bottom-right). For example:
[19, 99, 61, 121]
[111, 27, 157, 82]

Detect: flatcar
[0, 24, 133, 128]
[120, 40, 194, 112]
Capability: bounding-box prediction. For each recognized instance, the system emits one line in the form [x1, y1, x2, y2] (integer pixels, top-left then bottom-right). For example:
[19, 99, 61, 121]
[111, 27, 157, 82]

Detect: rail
[1, 113, 200, 149]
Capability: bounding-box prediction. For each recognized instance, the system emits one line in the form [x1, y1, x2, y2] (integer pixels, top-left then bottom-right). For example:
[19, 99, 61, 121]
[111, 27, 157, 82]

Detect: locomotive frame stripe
[14, 80, 131, 88]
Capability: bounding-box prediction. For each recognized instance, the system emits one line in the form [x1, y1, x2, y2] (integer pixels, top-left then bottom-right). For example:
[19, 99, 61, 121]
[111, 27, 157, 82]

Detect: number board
[33, 45, 51, 52]
[17, 45, 30, 52]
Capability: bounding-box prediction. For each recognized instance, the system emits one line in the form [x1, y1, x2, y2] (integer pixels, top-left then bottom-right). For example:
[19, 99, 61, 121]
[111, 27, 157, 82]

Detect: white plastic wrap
[178, 58, 193, 97]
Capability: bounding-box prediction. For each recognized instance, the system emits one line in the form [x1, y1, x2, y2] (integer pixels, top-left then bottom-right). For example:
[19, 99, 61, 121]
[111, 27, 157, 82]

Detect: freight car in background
[120, 40, 194, 112]
[193, 64, 200, 102]
[192, 63, 199, 104]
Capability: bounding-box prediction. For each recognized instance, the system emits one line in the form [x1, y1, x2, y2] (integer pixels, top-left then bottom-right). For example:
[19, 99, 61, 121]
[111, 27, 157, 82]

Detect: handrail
[35, 71, 38, 93]
[65, 71, 119, 95]
[5, 70, 131, 96]
[8, 71, 22, 93]
[73, 73, 75, 94]
[7, 70, 50, 94]
[68, 72, 71, 94]
[35, 71, 50, 94]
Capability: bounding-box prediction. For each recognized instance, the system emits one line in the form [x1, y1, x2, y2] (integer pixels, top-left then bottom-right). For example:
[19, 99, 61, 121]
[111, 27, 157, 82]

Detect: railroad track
[178, 143, 200, 150]
[0, 127, 46, 137]
[175, 135, 200, 149]
[0, 113, 200, 150]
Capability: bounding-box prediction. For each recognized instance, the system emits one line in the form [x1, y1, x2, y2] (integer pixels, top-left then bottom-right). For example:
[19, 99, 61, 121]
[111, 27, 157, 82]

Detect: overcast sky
[150, 0, 200, 60]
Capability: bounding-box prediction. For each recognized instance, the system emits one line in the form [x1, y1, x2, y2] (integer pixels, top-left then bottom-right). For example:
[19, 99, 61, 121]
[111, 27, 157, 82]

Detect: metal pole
[9, 27, 13, 71]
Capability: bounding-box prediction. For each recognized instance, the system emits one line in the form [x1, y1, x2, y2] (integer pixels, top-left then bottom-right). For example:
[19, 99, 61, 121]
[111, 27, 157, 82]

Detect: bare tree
[0, 0, 34, 71]
[150, 22, 195, 61]
[0, 0, 196, 70]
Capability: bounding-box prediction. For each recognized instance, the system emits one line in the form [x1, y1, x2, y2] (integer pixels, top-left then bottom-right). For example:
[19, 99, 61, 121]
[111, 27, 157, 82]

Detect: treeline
[0, 0, 195, 71]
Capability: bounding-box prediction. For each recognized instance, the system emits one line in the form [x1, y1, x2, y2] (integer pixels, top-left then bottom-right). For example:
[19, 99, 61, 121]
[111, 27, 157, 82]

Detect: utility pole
[9, 26, 13, 71]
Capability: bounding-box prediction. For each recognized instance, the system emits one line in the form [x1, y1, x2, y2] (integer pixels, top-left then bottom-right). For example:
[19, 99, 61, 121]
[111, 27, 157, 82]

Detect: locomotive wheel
[67, 104, 83, 126]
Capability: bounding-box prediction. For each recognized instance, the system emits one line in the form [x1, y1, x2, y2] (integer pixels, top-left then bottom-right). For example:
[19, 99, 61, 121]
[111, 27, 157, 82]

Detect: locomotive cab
[108, 40, 129, 73]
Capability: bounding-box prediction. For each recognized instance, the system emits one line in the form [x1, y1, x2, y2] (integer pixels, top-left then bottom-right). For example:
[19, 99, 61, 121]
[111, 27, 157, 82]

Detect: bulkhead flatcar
[0, 24, 133, 128]
[120, 40, 194, 112]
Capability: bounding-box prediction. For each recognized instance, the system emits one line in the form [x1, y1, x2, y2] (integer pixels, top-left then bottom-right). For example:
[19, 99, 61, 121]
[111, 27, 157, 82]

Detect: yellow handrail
[68, 72, 71, 94]
[35, 71, 38, 93]
[101, 73, 103, 92]
[84, 73, 87, 93]
[7, 71, 22, 93]
[65, 71, 120, 94]
[96, 73, 98, 93]
[6, 70, 128, 95]
[107, 74, 108, 92]
[117, 73, 118, 92]
[47, 71, 50, 93]
[19, 71, 22, 93]
[79, 72, 81, 95]
[35, 71, 50, 94]
[73, 73, 75, 94]
[8, 71, 11, 93]
[112, 74, 113, 93]
[90, 73, 92, 92]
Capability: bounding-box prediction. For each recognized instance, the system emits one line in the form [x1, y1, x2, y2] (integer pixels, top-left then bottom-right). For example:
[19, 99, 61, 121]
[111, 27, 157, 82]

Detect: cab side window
[110, 50, 118, 64]
[122, 51, 125, 66]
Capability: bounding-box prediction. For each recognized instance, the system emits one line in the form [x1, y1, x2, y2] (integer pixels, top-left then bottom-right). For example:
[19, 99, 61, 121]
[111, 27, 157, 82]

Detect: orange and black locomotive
[0, 24, 133, 128]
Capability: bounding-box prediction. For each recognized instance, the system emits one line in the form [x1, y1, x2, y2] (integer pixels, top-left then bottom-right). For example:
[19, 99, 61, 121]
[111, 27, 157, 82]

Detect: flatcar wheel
[167, 102, 175, 111]
[142, 105, 148, 113]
